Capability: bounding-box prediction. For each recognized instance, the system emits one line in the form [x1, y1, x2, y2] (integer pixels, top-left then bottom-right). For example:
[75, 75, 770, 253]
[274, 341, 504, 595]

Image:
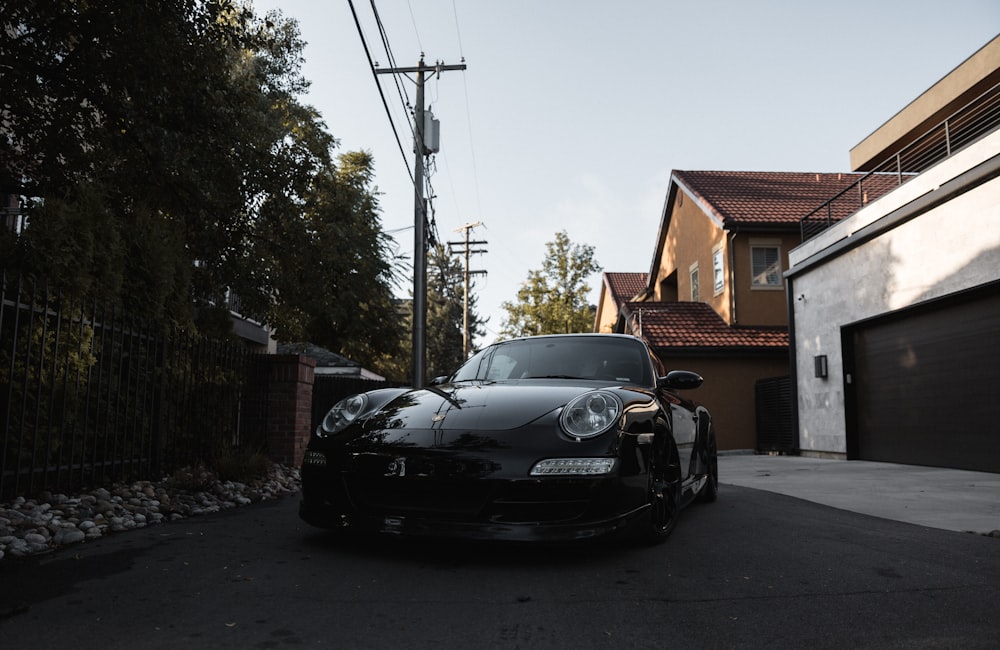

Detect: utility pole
[447, 222, 487, 358]
[376, 55, 466, 387]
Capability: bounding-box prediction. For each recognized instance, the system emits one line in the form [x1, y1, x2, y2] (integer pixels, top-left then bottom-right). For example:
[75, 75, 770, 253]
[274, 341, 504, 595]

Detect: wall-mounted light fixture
[814, 355, 828, 379]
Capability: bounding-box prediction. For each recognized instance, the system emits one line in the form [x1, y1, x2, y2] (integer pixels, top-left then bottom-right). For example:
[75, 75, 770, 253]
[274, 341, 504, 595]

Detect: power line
[451, 0, 465, 60]
[406, 0, 424, 53]
[346, 0, 413, 182]
[444, 1, 483, 234]
[370, 0, 416, 145]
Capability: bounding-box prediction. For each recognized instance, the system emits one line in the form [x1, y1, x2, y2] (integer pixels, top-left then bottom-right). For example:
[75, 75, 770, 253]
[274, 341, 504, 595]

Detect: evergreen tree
[425, 242, 484, 378]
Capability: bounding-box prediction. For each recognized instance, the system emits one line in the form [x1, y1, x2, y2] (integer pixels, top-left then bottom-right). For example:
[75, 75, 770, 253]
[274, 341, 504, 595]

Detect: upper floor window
[750, 240, 782, 289]
[689, 262, 700, 301]
[712, 245, 725, 295]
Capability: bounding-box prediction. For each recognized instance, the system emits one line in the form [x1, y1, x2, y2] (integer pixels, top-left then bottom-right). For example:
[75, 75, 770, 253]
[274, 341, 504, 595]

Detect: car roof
[500, 333, 643, 343]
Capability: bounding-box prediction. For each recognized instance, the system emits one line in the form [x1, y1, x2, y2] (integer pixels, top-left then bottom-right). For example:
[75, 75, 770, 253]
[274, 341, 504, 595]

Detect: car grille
[344, 475, 598, 524]
[346, 476, 492, 518]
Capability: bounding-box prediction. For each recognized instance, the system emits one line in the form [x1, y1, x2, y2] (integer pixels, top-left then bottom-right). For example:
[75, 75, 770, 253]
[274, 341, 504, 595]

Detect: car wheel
[696, 426, 718, 503]
[645, 438, 681, 544]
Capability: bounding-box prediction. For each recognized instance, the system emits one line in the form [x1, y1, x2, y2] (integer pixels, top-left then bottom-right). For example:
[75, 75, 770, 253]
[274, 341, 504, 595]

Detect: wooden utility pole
[447, 222, 487, 358]
[376, 55, 466, 387]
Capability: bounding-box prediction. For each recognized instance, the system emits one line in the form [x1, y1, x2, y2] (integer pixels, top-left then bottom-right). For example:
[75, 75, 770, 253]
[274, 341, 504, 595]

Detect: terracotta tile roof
[603, 272, 647, 307]
[624, 302, 788, 351]
[673, 170, 901, 227]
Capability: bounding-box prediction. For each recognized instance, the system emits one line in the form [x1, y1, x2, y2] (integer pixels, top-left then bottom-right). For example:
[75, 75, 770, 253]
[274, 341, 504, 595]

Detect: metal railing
[1, 271, 264, 499]
[801, 80, 1000, 241]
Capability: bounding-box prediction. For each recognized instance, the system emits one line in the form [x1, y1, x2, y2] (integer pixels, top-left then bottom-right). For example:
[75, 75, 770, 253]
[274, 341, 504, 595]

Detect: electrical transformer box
[423, 112, 440, 153]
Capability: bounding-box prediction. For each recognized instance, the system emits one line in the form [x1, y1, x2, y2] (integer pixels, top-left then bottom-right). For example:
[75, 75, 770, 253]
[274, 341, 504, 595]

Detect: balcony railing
[801, 79, 1000, 241]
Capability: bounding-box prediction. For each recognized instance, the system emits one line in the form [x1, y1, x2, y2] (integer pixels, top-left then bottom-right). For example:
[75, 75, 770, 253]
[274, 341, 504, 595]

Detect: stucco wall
[658, 354, 790, 451]
[594, 286, 619, 333]
[653, 191, 727, 315]
[789, 132, 1000, 454]
[730, 231, 800, 326]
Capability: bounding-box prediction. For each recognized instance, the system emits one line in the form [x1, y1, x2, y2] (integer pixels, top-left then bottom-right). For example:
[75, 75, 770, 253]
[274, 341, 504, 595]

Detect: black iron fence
[755, 375, 795, 454]
[1, 271, 265, 500]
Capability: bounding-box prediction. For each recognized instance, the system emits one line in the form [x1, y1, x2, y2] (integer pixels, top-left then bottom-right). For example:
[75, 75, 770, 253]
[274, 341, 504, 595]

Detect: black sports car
[299, 333, 717, 543]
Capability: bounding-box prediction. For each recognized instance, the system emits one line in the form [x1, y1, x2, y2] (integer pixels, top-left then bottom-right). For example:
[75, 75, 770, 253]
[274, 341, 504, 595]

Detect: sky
[250, 0, 999, 347]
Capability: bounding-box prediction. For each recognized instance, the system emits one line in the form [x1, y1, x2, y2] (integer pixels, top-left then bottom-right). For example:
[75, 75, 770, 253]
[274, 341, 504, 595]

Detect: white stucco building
[785, 36, 1000, 472]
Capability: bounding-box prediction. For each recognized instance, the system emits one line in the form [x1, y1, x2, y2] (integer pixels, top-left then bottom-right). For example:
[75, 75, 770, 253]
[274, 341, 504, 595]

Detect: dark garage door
[846, 283, 1000, 473]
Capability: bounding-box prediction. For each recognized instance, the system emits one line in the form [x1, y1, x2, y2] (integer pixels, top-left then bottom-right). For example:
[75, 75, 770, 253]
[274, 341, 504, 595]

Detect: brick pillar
[259, 354, 316, 467]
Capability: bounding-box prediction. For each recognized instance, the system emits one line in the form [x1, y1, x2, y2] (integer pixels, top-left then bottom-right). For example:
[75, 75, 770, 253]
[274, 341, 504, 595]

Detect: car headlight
[560, 391, 622, 440]
[318, 393, 368, 437]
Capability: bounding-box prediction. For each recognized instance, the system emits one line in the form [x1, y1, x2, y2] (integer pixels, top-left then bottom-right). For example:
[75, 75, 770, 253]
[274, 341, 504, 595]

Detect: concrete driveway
[719, 453, 1000, 535]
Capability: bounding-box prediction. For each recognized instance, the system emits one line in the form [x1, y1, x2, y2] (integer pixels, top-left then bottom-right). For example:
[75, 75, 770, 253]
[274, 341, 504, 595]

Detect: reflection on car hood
[362, 381, 646, 432]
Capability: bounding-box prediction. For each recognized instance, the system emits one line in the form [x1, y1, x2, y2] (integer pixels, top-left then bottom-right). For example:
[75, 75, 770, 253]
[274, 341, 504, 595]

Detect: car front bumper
[299, 466, 649, 543]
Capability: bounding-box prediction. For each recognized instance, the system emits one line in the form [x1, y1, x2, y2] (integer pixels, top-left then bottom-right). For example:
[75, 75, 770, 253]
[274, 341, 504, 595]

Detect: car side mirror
[429, 375, 450, 386]
[658, 370, 704, 391]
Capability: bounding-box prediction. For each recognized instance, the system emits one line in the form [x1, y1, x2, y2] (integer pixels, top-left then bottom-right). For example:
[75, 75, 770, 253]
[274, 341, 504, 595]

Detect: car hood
[360, 381, 647, 432]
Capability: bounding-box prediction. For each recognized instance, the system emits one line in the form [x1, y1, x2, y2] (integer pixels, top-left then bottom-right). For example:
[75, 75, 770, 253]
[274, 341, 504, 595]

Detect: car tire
[644, 438, 682, 544]
[696, 427, 718, 503]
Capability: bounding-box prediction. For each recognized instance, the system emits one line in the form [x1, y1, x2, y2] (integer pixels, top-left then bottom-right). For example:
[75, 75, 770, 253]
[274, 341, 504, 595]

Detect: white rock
[6, 538, 29, 556]
[23, 532, 47, 545]
[54, 528, 86, 545]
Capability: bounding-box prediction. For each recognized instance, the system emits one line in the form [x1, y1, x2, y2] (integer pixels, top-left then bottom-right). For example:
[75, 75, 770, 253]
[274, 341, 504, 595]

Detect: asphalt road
[1, 486, 998, 649]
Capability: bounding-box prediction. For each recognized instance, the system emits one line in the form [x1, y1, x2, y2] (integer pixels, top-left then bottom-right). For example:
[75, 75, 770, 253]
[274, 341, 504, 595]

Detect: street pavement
[719, 452, 1000, 535]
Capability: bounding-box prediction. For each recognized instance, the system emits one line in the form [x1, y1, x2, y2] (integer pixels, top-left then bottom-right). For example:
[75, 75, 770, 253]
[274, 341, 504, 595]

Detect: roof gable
[604, 272, 647, 306]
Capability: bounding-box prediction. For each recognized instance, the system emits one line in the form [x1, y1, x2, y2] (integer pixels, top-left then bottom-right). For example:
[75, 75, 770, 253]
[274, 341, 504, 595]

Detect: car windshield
[451, 336, 653, 386]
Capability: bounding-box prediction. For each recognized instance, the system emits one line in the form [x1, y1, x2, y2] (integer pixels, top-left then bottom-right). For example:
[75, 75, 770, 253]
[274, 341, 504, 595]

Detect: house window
[712, 246, 725, 295]
[750, 241, 782, 288]
[689, 262, 700, 301]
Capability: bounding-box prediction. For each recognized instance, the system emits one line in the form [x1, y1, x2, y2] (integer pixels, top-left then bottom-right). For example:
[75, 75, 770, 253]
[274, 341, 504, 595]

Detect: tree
[243, 151, 406, 368]
[1, 2, 407, 365]
[2, 0, 308, 321]
[365, 242, 486, 384]
[500, 230, 602, 338]
[2, 0, 271, 323]
[425, 242, 484, 378]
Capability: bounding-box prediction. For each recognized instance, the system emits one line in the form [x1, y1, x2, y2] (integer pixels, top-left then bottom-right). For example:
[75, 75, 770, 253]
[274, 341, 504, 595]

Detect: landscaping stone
[0, 464, 301, 561]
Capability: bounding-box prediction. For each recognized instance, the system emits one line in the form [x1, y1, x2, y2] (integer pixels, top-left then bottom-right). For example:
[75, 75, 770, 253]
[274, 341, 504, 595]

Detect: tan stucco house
[599, 171, 897, 452]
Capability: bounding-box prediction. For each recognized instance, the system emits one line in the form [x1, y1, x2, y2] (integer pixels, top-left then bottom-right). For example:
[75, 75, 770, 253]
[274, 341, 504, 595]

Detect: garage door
[846, 283, 1000, 473]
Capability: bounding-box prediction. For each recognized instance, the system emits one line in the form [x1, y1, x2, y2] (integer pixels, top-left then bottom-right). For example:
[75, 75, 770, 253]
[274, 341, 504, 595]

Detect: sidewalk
[718, 453, 1000, 536]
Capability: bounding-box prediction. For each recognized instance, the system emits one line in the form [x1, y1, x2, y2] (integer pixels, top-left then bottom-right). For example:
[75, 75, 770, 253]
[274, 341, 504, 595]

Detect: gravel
[0, 464, 301, 562]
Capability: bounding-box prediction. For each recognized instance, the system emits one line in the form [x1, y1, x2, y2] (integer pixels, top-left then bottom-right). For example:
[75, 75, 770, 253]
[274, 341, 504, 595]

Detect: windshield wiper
[424, 385, 464, 409]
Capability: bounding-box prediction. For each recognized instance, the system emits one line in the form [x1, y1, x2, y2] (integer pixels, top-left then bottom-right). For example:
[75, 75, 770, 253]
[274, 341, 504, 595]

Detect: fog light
[303, 451, 327, 467]
[530, 458, 616, 476]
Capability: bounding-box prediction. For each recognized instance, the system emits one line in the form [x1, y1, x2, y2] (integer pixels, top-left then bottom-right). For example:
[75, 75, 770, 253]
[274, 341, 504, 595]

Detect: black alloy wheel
[696, 426, 719, 503]
[645, 438, 682, 544]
